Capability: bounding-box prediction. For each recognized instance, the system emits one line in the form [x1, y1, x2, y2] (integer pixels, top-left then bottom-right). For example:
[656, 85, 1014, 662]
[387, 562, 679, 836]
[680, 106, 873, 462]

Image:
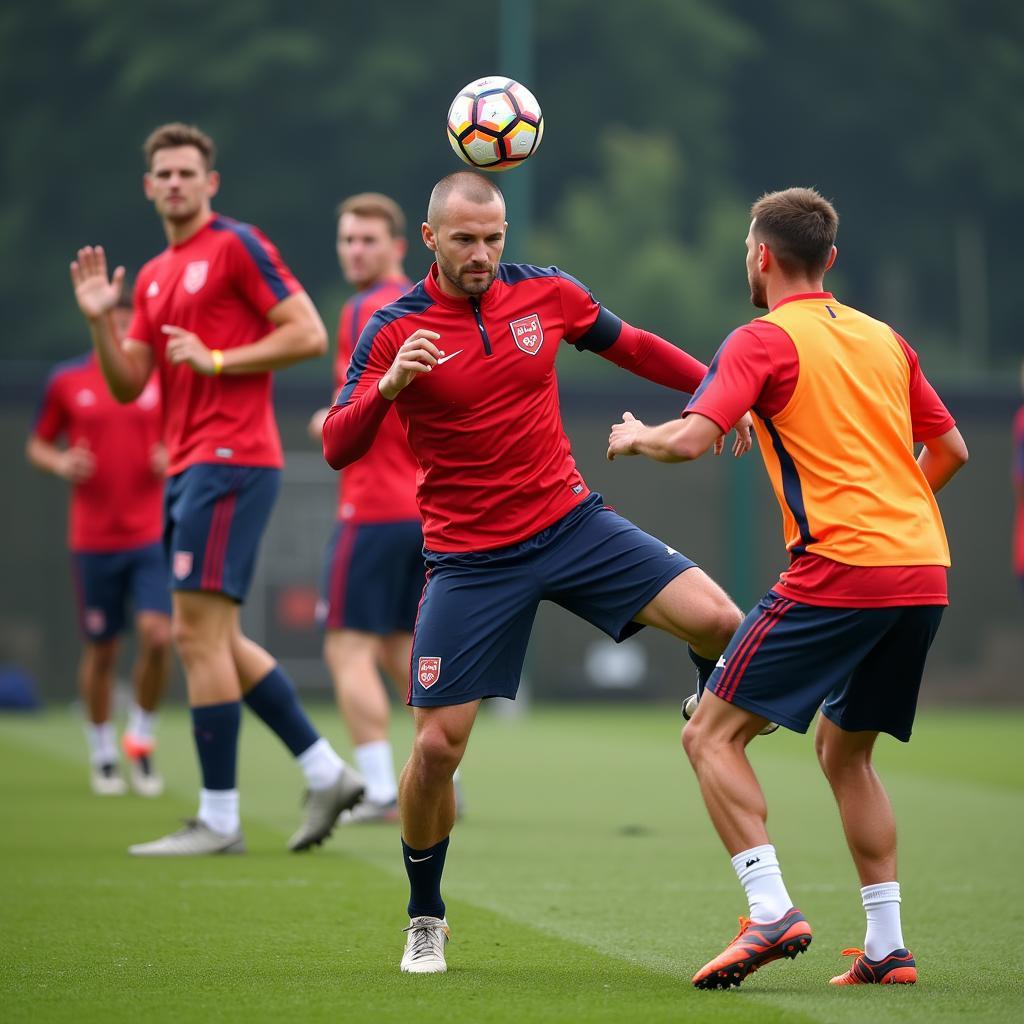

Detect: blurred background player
[1014, 360, 1024, 597]
[608, 187, 968, 989]
[27, 290, 171, 797]
[69, 122, 364, 855]
[307, 193, 419, 823]
[324, 171, 752, 973]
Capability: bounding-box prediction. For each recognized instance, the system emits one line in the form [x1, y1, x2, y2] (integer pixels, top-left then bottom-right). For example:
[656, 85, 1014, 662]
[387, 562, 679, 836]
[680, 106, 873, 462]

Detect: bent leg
[132, 611, 172, 713]
[172, 591, 240, 705]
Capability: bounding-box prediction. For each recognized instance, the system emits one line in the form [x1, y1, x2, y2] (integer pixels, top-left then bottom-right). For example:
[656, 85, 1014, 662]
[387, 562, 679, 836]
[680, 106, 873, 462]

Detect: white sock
[126, 704, 157, 744]
[297, 737, 344, 790]
[86, 721, 117, 767]
[198, 788, 240, 835]
[354, 740, 398, 804]
[731, 844, 793, 922]
[862, 881, 904, 960]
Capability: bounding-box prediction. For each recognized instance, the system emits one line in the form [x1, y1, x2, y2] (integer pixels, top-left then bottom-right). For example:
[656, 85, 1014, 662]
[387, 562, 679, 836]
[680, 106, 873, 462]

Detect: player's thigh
[72, 550, 130, 642]
[324, 627, 384, 675]
[165, 464, 280, 602]
[543, 498, 699, 642]
[380, 631, 414, 693]
[409, 560, 538, 708]
[822, 604, 944, 742]
[633, 566, 742, 647]
[171, 588, 238, 650]
[706, 592, 898, 735]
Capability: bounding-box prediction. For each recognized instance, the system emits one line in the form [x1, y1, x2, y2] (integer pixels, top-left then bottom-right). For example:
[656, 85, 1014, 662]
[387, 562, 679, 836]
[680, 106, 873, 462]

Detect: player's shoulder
[497, 263, 587, 292]
[45, 352, 93, 388]
[207, 213, 275, 252]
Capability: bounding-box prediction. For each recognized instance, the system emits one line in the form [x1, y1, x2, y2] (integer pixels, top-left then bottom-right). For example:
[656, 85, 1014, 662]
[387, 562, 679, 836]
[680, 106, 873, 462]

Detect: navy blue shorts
[408, 493, 696, 707]
[706, 590, 945, 742]
[318, 519, 425, 635]
[72, 541, 172, 642]
[163, 463, 281, 603]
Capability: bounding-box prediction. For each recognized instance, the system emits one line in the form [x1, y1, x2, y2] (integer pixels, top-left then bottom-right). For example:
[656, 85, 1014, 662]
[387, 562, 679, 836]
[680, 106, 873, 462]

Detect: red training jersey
[34, 352, 164, 552]
[127, 213, 302, 476]
[324, 264, 707, 552]
[333, 277, 419, 523]
[1013, 406, 1024, 576]
[686, 293, 956, 607]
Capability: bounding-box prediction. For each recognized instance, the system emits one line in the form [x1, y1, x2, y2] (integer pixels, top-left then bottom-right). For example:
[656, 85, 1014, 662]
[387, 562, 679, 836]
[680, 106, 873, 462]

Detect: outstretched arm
[595, 323, 708, 394]
[70, 246, 152, 402]
[607, 411, 727, 463]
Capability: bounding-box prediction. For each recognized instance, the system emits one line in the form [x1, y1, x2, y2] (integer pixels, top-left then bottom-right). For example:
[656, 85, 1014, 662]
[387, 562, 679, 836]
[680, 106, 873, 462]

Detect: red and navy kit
[34, 352, 164, 551]
[333, 277, 418, 523]
[685, 294, 955, 608]
[1014, 406, 1024, 583]
[324, 262, 709, 706]
[324, 263, 707, 552]
[127, 213, 301, 476]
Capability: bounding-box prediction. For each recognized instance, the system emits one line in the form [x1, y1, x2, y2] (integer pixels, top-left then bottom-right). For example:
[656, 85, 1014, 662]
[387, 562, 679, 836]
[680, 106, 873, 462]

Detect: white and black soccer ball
[446, 76, 544, 172]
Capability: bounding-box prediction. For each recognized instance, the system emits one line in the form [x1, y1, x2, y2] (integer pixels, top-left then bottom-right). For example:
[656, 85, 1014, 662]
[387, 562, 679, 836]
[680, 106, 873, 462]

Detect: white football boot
[400, 916, 450, 974]
[90, 762, 128, 796]
[128, 818, 246, 856]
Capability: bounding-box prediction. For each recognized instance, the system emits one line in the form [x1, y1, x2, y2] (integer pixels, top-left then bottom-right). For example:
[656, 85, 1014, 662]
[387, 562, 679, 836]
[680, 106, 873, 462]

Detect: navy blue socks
[243, 665, 320, 756]
[191, 701, 241, 789]
[402, 836, 450, 919]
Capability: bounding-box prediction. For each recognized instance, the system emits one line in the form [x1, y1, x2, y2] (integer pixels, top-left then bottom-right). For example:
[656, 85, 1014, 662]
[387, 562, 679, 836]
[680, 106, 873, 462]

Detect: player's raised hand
[162, 325, 216, 375]
[379, 330, 442, 400]
[607, 411, 644, 461]
[70, 246, 125, 321]
[58, 443, 96, 483]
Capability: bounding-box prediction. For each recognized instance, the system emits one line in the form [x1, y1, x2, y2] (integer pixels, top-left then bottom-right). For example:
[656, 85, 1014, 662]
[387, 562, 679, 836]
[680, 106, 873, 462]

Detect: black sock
[402, 836, 450, 919]
[243, 665, 320, 757]
[688, 647, 718, 699]
[191, 701, 241, 789]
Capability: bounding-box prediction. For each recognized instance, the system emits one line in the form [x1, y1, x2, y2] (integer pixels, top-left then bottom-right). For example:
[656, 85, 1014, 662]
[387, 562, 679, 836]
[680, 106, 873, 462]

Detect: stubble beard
[437, 248, 494, 297]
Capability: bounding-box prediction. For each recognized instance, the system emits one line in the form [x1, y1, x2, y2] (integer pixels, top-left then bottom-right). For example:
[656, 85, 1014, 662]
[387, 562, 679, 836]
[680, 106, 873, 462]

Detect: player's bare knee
[87, 640, 118, 673]
[138, 615, 172, 654]
[412, 726, 463, 781]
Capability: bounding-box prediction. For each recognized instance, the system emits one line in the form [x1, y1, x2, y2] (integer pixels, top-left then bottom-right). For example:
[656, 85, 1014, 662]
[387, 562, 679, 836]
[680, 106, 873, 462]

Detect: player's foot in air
[122, 734, 164, 797]
[681, 693, 780, 736]
[400, 916, 450, 974]
[90, 762, 127, 796]
[340, 797, 400, 825]
[128, 818, 246, 856]
[692, 907, 812, 989]
[829, 947, 917, 985]
[287, 765, 366, 851]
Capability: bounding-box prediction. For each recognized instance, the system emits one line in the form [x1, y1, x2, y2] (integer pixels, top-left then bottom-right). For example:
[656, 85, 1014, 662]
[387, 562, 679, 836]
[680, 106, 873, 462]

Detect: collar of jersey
[424, 264, 500, 310]
[170, 213, 217, 251]
[769, 290, 833, 311]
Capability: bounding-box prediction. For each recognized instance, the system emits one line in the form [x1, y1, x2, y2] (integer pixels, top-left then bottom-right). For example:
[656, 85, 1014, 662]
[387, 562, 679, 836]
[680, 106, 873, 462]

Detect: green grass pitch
[2, 704, 1023, 1023]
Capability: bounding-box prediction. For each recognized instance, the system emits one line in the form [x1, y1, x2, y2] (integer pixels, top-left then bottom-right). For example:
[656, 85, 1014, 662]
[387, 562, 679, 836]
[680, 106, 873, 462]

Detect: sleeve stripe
[215, 218, 291, 302]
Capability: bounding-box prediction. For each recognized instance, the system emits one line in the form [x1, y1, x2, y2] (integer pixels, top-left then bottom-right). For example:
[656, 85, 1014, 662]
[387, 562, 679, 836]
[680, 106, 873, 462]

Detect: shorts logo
[173, 550, 194, 580]
[509, 313, 544, 355]
[183, 260, 209, 294]
[84, 608, 106, 636]
[417, 657, 441, 689]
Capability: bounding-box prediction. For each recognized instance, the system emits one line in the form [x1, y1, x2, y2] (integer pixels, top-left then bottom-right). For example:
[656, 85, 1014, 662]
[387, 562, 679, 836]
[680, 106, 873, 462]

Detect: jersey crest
[509, 313, 544, 355]
[183, 260, 209, 295]
[417, 657, 441, 688]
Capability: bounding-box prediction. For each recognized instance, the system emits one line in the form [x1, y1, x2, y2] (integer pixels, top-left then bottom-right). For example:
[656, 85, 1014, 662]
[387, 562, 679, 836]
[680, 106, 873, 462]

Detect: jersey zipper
[469, 298, 493, 356]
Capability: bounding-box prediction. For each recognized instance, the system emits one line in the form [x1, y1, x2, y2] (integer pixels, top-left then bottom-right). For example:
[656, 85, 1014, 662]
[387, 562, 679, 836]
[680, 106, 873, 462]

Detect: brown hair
[750, 187, 838, 276]
[143, 123, 216, 170]
[336, 192, 406, 238]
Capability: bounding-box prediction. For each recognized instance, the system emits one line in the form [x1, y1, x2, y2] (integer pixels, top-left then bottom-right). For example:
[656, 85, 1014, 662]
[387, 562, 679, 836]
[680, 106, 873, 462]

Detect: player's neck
[163, 208, 213, 248]
[766, 276, 827, 310]
[361, 266, 405, 291]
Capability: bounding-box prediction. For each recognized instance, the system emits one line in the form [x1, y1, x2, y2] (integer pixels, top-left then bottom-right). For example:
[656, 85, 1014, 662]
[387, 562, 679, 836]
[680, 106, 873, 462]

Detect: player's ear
[421, 222, 437, 252]
[825, 245, 837, 272]
[395, 236, 408, 262]
[143, 173, 154, 201]
[758, 242, 770, 272]
[206, 170, 221, 199]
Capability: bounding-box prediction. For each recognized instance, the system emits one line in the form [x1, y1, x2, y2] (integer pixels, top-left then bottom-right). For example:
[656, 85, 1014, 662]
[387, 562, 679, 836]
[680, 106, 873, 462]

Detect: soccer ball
[446, 77, 544, 172]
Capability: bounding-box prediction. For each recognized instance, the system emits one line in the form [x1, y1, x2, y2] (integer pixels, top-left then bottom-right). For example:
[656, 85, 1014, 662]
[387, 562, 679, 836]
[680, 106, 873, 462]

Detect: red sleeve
[228, 225, 302, 317]
[126, 274, 154, 345]
[893, 333, 956, 442]
[597, 322, 707, 394]
[33, 372, 68, 442]
[323, 317, 400, 469]
[684, 326, 782, 433]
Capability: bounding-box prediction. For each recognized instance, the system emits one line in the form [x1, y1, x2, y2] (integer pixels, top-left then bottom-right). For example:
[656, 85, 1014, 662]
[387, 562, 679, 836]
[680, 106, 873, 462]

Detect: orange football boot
[829, 947, 917, 985]
[692, 907, 812, 989]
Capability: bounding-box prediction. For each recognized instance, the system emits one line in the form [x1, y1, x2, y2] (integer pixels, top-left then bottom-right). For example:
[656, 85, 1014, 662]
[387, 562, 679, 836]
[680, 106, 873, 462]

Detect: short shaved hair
[751, 187, 838, 276]
[427, 171, 504, 227]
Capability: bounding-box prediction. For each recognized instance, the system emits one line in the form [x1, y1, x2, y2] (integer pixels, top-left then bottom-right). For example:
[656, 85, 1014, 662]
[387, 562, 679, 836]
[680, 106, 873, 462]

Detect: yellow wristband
[211, 349, 224, 375]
